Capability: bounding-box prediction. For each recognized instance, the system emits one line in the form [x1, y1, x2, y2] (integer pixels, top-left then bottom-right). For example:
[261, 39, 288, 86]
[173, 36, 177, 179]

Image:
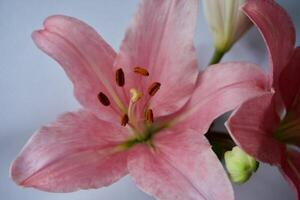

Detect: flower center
[118, 123, 167, 150]
[274, 111, 300, 148]
[97, 66, 163, 136]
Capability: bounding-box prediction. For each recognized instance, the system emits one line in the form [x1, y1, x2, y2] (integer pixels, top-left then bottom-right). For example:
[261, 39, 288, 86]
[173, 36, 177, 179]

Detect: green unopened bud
[225, 146, 259, 184]
[203, 0, 252, 53]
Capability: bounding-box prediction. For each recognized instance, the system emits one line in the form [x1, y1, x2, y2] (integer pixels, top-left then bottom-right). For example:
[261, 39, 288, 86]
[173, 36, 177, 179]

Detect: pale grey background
[0, 0, 299, 199]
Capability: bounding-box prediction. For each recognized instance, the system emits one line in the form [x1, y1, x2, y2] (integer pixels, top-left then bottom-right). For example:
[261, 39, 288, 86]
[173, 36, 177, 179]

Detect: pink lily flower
[226, 0, 300, 197]
[11, 0, 267, 199]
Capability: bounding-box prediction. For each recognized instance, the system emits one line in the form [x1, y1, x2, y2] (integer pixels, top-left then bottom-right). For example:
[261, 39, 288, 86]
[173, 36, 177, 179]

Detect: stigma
[130, 88, 143, 103]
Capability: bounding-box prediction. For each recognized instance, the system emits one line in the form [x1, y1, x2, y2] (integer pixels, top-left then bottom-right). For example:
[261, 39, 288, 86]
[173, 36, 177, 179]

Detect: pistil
[130, 88, 143, 103]
[126, 88, 143, 128]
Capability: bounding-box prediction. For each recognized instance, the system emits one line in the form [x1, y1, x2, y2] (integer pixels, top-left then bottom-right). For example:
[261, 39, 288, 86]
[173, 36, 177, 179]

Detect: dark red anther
[115, 68, 125, 87]
[97, 92, 110, 106]
[121, 114, 129, 126]
[148, 82, 161, 96]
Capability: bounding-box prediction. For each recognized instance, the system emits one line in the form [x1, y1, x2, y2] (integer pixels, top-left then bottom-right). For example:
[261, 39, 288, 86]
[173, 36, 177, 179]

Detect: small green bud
[224, 146, 259, 184]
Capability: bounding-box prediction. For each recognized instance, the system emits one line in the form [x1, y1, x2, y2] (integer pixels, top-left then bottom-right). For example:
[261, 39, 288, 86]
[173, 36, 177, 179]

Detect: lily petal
[10, 110, 129, 192]
[32, 16, 122, 122]
[128, 129, 234, 200]
[114, 0, 198, 117]
[242, 0, 296, 87]
[279, 47, 300, 110]
[280, 149, 300, 199]
[174, 62, 268, 133]
[226, 94, 285, 164]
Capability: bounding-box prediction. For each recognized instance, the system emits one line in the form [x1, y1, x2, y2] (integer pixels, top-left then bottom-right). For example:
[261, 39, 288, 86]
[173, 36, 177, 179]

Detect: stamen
[97, 92, 110, 106]
[115, 68, 125, 87]
[134, 67, 149, 76]
[146, 109, 154, 123]
[130, 88, 143, 103]
[148, 82, 161, 96]
[121, 114, 129, 126]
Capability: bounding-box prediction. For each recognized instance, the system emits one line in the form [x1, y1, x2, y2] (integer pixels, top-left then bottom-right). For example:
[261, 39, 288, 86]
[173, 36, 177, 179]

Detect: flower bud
[224, 146, 259, 184]
[203, 0, 252, 52]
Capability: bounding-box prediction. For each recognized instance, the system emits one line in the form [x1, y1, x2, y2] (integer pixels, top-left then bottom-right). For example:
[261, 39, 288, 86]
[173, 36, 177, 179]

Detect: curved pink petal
[114, 0, 199, 117]
[226, 93, 285, 164]
[173, 62, 268, 134]
[128, 129, 234, 200]
[32, 15, 122, 122]
[280, 150, 300, 199]
[279, 47, 300, 110]
[242, 0, 296, 87]
[10, 110, 129, 192]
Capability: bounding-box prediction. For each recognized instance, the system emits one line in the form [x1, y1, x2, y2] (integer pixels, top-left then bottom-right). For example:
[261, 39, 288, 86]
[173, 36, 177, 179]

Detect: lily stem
[206, 130, 235, 159]
[209, 49, 225, 65]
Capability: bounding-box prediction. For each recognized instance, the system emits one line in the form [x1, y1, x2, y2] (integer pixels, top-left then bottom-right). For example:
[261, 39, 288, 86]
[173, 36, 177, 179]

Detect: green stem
[209, 49, 225, 65]
[206, 130, 236, 159]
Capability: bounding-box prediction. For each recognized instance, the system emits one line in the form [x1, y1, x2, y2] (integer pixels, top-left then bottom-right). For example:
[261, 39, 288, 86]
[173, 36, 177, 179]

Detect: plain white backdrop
[0, 0, 299, 199]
